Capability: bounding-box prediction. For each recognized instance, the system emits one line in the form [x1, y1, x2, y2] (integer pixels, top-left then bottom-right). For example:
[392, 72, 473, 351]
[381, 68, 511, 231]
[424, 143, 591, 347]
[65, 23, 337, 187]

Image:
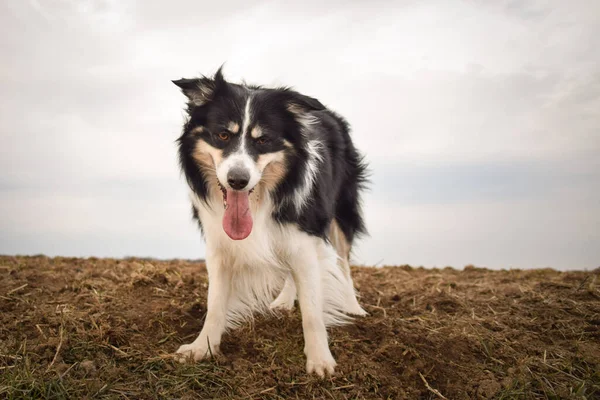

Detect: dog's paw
[306, 352, 337, 378]
[175, 343, 218, 363]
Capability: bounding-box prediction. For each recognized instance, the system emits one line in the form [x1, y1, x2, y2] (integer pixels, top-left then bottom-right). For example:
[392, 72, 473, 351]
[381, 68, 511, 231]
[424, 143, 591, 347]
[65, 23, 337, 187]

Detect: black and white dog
[172, 68, 368, 377]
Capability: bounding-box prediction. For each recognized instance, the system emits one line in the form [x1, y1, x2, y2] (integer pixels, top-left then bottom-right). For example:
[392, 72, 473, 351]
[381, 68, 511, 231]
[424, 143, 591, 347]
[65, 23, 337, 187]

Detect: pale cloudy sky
[1, 0, 598, 270]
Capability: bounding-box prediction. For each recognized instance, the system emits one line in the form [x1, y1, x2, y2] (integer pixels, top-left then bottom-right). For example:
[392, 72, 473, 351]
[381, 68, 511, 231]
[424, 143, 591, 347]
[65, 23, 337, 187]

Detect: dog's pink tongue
[223, 189, 253, 240]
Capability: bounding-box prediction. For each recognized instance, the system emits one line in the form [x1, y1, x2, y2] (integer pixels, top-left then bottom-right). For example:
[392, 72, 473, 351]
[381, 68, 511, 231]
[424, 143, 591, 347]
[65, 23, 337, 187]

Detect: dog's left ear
[286, 91, 326, 114]
[172, 67, 226, 106]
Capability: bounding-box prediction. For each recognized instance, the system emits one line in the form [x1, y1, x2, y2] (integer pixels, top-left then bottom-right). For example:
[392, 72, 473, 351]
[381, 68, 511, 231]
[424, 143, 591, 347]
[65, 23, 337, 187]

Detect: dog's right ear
[172, 67, 225, 106]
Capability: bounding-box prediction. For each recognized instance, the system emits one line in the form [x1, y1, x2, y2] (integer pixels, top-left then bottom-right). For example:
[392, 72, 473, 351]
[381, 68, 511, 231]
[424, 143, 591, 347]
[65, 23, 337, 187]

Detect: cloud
[0, 0, 598, 269]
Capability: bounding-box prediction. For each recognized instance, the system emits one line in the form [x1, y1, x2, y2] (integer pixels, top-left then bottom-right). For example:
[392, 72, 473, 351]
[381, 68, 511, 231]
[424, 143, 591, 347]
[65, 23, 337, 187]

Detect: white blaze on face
[216, 96, 261, 192]
[214, 95, 262, 241]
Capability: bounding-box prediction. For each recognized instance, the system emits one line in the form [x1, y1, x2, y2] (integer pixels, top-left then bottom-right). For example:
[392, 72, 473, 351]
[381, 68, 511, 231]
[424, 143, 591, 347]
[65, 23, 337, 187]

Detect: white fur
[176, 105, 365, 376]
[177, 188, 365, 376]
[242, 96, 252, 137]
[215, 97, 262, 191]
[287, 104, 320, 130]
[288, 104, 323, 214]
[289, 139, 324, 215]
[269, 273, 296, 310]
[282, 108, 325, 214]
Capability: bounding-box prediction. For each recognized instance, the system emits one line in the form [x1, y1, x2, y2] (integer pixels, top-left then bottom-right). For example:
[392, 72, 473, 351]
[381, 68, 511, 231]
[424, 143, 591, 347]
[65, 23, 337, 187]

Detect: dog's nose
[227, 167, 250, 190]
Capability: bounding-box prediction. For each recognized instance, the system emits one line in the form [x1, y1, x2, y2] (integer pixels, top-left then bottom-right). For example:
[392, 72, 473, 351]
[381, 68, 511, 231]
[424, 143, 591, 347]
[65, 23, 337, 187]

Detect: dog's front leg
[176, 252, 230, 362]
[290, 241, 337, 377]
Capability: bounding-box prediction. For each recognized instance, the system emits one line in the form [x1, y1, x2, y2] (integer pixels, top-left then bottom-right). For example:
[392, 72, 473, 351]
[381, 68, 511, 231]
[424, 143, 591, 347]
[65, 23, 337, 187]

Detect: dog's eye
[218, 132, 230, 141]
[256, 137, 269, 145]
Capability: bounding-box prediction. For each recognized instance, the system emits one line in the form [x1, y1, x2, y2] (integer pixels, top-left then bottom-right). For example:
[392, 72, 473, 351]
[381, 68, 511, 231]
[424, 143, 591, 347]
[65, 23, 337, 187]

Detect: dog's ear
[172, 67, 226, 106]
[284, 91, 325, 129]
[286, 91, 326, 114]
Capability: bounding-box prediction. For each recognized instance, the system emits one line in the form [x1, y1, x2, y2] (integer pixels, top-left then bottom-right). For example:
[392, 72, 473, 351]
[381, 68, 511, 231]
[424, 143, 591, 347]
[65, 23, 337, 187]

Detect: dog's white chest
[191, 192, 289, 269]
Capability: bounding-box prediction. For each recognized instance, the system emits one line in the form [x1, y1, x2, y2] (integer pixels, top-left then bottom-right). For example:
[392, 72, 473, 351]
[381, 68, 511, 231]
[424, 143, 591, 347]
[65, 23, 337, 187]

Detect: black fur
[190, 204, 203, 237]
[174, 68, 368, 245]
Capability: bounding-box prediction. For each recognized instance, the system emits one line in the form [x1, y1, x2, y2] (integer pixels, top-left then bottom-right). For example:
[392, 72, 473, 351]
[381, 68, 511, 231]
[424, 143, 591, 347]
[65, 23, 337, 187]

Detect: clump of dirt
[1, 256, 598, 399]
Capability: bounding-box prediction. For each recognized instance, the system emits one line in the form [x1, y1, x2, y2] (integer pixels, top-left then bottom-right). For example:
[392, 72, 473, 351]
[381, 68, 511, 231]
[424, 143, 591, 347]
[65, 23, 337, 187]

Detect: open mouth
[218, 181, 254, 241]
[217, 182, 254, 209]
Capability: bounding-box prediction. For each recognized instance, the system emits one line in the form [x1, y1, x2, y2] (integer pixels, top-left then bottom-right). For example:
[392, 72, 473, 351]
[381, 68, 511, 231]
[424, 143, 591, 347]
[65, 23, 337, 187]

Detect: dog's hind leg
[269, 274, 296, 311]
[337, 255, 367, 316]
[328, 221, 366, 316]
[176, 250, 231, 362]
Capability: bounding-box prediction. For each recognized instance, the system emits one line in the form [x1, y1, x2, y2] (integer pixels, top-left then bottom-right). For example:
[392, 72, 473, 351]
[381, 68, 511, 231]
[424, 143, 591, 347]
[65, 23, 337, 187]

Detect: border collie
[172, 68, 368, 377]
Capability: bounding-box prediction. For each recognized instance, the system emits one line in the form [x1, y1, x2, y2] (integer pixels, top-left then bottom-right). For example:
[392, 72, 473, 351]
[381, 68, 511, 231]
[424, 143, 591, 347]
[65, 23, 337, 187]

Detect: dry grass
[0, 256, 599, 399]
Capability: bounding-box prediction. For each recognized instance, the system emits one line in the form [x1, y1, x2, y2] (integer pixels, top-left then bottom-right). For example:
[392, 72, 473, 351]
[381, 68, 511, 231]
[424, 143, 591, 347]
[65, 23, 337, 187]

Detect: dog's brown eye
[256, 137, 268, 145]
[218, 132, 230, 141]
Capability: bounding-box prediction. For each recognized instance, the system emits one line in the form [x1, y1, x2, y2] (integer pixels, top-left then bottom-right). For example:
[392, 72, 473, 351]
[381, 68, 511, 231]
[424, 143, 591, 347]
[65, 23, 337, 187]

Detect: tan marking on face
[227, 122, 240, 134]
[193, 140, 223, 167]
[251, 125, 263, 138]
[193, 140, 224, 199]
[282, 139, 293, 149]
[190, 126, 204, 135]
[329, 220, 352, 279]
[257, 150, 287, 192]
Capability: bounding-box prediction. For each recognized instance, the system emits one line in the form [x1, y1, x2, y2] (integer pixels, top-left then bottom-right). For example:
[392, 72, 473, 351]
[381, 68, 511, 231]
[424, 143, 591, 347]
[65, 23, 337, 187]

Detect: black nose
[227, 167, 250, 190]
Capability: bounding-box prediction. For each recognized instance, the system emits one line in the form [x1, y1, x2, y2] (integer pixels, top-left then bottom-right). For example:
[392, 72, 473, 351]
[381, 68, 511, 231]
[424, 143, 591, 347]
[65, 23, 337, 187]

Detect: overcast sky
[1, 0, 599, 270]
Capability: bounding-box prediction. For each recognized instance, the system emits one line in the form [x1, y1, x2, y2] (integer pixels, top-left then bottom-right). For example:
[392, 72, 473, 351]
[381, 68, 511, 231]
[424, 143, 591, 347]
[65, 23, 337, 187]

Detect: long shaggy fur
[172, 67, 368, 376]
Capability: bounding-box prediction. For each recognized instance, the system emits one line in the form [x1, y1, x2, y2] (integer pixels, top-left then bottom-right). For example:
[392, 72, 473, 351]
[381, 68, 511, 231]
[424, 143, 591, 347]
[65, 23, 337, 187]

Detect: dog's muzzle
[227, 166, 250, 191]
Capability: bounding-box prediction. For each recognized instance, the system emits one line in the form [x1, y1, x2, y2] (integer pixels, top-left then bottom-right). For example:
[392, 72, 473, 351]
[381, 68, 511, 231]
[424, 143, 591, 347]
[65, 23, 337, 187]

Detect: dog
[172, 67, 368, 377]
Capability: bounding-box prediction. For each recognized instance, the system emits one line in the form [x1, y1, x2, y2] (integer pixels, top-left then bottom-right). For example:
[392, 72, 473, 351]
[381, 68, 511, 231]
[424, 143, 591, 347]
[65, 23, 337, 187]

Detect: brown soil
[1, 256, 599, 399]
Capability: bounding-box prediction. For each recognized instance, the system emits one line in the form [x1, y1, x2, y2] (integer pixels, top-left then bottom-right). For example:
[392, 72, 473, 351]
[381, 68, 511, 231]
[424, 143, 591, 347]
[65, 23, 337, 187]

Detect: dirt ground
[0, 256, 599, 399]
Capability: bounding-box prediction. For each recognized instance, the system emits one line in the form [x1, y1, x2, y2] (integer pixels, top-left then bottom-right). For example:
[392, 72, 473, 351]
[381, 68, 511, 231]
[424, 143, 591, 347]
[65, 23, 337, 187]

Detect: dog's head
[174, 68, 325, 240]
